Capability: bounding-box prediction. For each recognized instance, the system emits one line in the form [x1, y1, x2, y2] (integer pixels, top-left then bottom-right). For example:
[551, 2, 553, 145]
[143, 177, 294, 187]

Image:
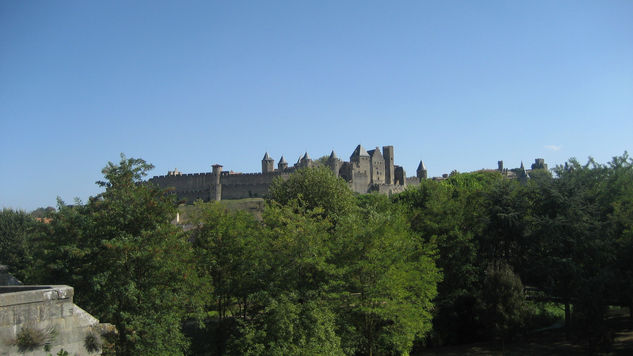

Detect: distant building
[148, 144, 428, 202]
[148, 147, 549, 202]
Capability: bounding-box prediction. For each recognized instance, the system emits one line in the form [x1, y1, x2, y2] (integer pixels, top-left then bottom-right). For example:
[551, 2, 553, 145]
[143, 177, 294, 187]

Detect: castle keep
[148, 145, 427, 202]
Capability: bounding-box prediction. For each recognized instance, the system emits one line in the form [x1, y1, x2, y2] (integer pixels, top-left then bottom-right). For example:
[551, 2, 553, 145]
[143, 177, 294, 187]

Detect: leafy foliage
[334, 194, 440, 354]
[482, 265, 526, 343]
[17, 152, 633, 354]
[29, 154, 208, 355]
[0, 208, 39, 280]
[268, 166, 355, 222]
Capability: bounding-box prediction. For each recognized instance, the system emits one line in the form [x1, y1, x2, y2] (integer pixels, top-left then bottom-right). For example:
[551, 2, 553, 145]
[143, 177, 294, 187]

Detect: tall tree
[394, 173, 494, 345]
[479, 179, 529, 271]
[525, 156, 618, 346]
[190, 201, 262, 355]
[30, 155, 207, 355]
[334, 194, 440, 355]
[0, 208, 38, 281]
[268, 166, 355, 222]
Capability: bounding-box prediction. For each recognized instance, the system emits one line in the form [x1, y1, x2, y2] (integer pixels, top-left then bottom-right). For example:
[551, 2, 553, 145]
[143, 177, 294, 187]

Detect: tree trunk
[565, 300, 571, 339]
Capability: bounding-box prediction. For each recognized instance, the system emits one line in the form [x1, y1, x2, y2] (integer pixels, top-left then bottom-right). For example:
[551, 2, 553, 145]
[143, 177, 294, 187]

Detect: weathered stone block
[49, 302, 62, 319]
[0, 285, 105, 356]
[61, 302, 74, 317]
[0, 307, 12, 326]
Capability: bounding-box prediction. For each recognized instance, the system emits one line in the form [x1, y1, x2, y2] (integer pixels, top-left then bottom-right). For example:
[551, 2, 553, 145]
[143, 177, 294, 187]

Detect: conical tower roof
[417, 161, 426, 171]
[279, 155, 287, 164]
[302, 152, 310, 160]
[518, 161, 529, 179]
[329, 150, 338, 160]
[262, 152, 273, 161]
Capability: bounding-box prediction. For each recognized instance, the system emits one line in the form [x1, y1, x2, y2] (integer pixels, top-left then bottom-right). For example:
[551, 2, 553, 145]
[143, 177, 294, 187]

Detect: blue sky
[1, 1, 632, 211]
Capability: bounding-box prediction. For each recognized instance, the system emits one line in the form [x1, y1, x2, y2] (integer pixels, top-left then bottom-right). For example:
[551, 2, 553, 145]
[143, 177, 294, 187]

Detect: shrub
[9, 325, 56, 352]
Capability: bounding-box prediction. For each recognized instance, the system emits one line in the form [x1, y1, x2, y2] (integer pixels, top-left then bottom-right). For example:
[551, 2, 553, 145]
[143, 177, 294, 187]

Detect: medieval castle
[148, 144, 547, 203]
[148, 145, 429, 202]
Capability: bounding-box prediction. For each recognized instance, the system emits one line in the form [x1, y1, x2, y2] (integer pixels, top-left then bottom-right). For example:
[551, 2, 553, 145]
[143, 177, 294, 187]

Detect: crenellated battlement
[149, 144, 412, 202]
[149, 145, 549, 203]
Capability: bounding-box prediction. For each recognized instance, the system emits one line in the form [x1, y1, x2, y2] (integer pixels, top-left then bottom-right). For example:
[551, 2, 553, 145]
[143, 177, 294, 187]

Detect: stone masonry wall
[0, 285, 103, 356]
[148, 144, 416, 202]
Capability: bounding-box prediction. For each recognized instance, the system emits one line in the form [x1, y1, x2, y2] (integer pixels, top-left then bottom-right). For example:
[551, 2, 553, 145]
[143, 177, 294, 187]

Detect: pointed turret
[327, 150, 342, 177]
[416, 161, 427, 180]
[295, 152, 313, 168]
[278, 155, 288, 171]
[262, 152, 274, 173]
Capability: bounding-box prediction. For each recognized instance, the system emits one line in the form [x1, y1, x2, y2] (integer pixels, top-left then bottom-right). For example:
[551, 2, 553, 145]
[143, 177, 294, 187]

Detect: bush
[84, 328, 102, 353]
[9, 325, 56, 352]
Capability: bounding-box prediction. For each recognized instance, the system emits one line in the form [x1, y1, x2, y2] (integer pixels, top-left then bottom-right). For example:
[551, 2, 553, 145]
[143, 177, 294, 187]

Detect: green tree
[482, 265, 526, 346]
[268, 166, 355, 222]
[335, 194, 441, 355]
[260, 200, 337, 298]
[230, 293, 344, 356]
[190, 201, 262, 355]
[29, 206, 56, 219]
[479, 179, 529, 271]
[31, 155, 207, 355]
[0, 208, 38, 281]
[394, 173, 492, 345]
[603, 153, 633, 319]
[525, 156, 619, 346]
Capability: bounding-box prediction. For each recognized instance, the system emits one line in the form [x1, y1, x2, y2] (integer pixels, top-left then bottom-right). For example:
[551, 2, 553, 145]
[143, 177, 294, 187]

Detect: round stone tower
[262, 152, 274, 173]
[211, 164, 223, 201]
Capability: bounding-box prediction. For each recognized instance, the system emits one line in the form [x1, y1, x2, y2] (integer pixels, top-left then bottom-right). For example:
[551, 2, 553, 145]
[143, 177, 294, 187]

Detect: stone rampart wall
[375, 184, 408, 195]
[220, 172, 285, 185]
[221, 183, 270, 199]
[150, 170, 295, 202]
[406, 177, 421, 186]
[351, 171, 370, 193]
[149, 174, 213, 192]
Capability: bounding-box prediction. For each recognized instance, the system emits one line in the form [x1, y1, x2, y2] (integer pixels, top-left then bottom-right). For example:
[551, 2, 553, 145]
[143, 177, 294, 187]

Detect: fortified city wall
[148, 144, 548, 203]
[148, 144, 424, 203]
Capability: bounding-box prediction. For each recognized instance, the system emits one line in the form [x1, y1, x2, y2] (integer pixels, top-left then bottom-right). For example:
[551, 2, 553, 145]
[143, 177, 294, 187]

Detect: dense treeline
[1, 153, 632, 355]
[395, 154, 633, 351]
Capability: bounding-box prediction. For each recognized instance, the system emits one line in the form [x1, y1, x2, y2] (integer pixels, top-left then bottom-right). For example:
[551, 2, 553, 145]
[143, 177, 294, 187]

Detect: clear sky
[1, 1, 632, 211]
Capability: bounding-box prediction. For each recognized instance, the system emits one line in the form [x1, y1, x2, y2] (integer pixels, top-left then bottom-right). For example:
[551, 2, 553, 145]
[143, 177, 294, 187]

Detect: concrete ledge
[0, 286, 73, 307]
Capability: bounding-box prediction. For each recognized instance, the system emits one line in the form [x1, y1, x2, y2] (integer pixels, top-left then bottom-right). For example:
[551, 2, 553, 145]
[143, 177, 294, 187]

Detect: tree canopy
[7, 153, 632, 354]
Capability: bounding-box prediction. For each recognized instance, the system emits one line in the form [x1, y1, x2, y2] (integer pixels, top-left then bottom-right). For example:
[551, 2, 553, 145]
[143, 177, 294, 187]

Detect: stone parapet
[0, 285, 104, 356]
